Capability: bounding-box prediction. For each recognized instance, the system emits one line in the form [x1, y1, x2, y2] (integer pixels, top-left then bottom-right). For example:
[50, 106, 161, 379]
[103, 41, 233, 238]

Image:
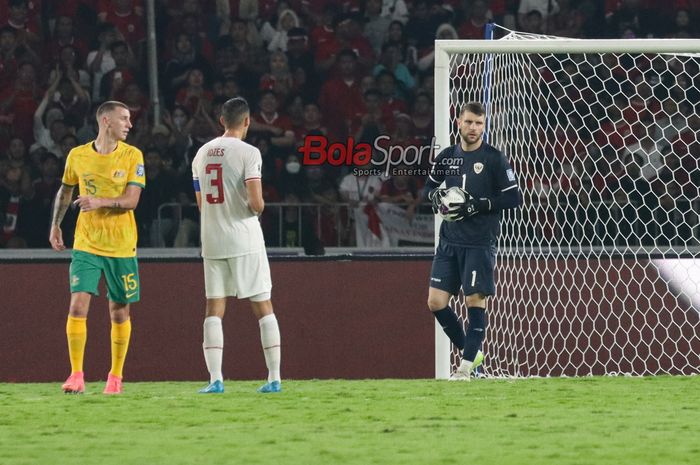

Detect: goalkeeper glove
[429, 188, 448, 215]
[459, 194, 491, 218]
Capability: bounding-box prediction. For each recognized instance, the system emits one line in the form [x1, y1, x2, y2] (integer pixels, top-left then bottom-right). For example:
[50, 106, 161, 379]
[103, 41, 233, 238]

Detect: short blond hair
[96, 100, 129, 119]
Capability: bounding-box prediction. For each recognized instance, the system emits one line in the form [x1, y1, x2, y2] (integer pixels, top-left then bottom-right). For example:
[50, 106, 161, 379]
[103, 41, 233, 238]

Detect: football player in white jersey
[192, 97, 281, 394]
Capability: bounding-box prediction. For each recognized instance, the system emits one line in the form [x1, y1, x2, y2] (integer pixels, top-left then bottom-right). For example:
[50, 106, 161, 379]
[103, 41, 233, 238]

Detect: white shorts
[203, 250, 272, 299]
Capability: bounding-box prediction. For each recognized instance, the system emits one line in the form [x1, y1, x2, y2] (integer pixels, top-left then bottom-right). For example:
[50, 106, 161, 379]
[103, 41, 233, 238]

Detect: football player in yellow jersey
[49, 101, 146, 395]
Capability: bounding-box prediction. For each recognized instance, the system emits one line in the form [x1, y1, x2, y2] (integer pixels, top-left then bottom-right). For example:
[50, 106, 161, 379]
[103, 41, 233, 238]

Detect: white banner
[377, 203, 434, 246]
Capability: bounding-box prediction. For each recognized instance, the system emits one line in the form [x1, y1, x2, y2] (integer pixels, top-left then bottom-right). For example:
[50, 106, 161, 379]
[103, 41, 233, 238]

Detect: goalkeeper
[424, 102, 521, 380]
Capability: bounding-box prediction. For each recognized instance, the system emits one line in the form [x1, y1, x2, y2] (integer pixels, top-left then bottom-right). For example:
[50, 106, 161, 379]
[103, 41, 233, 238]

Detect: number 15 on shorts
[122, 273, 137, 292]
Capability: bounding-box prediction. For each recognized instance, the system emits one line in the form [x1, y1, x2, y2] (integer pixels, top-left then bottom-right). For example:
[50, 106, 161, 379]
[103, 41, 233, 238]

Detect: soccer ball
[438, 187, 467, 222]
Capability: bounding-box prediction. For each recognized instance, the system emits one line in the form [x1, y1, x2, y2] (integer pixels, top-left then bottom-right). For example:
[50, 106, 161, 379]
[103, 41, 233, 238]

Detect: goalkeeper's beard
[460, 132, 481, 146]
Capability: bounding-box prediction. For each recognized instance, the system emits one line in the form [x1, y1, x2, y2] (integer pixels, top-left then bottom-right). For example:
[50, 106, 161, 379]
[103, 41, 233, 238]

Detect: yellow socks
[109, 319, 132, 378]
[66, 316, 87, 374]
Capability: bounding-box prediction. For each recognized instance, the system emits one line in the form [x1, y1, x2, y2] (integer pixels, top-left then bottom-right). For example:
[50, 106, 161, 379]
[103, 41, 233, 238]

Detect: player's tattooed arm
[51, 184, 75, 226]
[49, 184, 75, 251]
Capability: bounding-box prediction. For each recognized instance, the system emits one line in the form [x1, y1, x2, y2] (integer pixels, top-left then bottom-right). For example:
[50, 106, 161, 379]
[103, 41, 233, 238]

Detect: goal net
[434, 28, 700, 378]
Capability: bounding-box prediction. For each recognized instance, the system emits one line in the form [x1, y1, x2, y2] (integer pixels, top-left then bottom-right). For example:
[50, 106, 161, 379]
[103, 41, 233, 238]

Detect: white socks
[203, 316, 224, 383]
[258, 314, 281, 382]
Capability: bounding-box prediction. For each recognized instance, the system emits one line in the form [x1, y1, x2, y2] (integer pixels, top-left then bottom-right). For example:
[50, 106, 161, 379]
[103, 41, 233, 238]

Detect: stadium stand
[0, 0, 698, 249]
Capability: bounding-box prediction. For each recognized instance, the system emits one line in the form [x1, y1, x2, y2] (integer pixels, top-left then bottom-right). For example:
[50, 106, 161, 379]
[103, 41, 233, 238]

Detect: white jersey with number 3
[192, 136, 265, 259]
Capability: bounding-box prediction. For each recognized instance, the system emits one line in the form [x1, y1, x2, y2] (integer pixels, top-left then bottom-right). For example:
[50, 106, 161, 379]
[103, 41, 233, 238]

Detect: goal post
[434, 32, 700, 379]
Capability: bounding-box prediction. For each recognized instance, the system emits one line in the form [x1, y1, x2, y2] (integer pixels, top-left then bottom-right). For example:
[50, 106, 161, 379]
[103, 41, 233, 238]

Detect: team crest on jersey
[473, 162, 484, 174]
[136, 164, 144, 177]
[112, 170, 126, 178]
[506, 169, 516, 182]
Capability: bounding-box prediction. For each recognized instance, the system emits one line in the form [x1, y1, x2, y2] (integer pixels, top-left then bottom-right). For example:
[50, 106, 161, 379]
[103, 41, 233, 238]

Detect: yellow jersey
[62, 141, 146, 257]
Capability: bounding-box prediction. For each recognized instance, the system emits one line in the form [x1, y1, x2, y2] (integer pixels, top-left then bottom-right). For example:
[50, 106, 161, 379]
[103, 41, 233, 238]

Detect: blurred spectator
[76, 103, 99, 144]
[351, 88, 386, 144]
[162, 104, 195, 171]
[249, 90, 296, 154]
[296, 101, 332, 142]
[550, 0, 584, 37]
[667, 9, 698, 37]
[277, 153, 309, 197]
[3, 0, 41, 50]
[260, 51, 295, 101]
[24, 152, 62, 247]
[410, 90, 434, 148]
[606, 0, 662, 38]
[379, 165, 421, 221]
[404, 0, 443, 50]
[310, 3, 338, 58]
[374, 42, 415, 97]
[177, 12, 215, 63]
[286, 27, 315, 78]
[135, 146, 179, 247]
[0, 61, 42, 146]
[1, 136, 33, 199]
[518, 0, 560, 33]
[59, 133, 79, 160]
[363, 0, 392, 54]
[227, 17, 267, 77]
[52, 75, 90, 129]
[162, 32, 213, 106]
[86, 23, 122, 101]
[262, 9, 301, 52]
[416, 23, 458, 73]
[315, 13, 374, 76]
[34, 76, 66, 154]
[0, 164, 29, 248]
[458, 0, 491, 39]
[175, 67, 213, 116]
[375, 70, 408, 129]
[383, 20, 416, 70]
[0, 26, 39, 88]
[49, 46, 92, 91]
[521, 9, 545, 34]
[380, 0, 409, 24]
[97, 41, 137, 101]
[318, 49, 365, 139]
[98, 0, 146, 51]
[46, 16, 89, 64]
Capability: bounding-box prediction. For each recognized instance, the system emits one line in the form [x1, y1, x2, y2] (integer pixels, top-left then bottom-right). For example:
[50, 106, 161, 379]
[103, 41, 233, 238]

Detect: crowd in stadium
[0, 0, 699, 250]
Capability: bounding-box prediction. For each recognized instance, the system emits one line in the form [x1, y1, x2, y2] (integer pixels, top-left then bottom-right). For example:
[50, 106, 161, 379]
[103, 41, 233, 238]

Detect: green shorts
[69, 250, 140, 304]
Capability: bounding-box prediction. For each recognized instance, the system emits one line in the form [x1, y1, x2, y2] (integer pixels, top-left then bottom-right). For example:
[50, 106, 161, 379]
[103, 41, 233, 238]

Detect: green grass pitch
[1, 377, 698, 465]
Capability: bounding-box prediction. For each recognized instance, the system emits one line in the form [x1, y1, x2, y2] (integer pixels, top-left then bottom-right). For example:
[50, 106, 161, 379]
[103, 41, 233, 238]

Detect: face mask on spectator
[286, 161, 300, 174]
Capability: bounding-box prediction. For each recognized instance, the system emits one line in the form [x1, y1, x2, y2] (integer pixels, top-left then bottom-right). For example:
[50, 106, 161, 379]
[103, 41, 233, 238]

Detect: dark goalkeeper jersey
[427, 142, 520, 247]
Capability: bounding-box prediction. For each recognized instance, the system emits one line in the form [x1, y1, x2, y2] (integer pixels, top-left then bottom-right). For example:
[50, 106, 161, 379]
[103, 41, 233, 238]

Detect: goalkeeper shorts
[429, 242, 496, 297]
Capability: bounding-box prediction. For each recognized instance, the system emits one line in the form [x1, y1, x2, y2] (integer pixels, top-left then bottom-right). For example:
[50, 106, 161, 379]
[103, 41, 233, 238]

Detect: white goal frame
[433, 37, 700, 379]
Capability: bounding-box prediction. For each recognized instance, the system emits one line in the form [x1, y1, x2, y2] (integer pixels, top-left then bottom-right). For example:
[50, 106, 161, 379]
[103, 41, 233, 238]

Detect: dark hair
[460, 102, 485, 117]
[221, 97, 250, 128]
[41, 152, 60, 164]
[337, 48, 358, 61]
[96, 100, 129, 118]
[110, 40, 129, 54]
